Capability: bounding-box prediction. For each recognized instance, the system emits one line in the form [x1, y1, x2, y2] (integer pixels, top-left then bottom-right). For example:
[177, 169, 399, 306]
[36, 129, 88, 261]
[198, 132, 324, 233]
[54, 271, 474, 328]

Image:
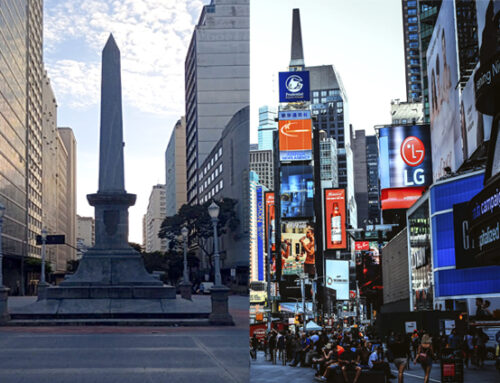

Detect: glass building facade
[0, 1, 28, 282]
[257, 105, 277, 151]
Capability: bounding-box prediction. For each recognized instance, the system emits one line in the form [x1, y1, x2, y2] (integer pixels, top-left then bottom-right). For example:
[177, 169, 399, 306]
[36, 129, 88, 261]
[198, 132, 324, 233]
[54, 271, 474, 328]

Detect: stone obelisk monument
[45, 35, 174, 300]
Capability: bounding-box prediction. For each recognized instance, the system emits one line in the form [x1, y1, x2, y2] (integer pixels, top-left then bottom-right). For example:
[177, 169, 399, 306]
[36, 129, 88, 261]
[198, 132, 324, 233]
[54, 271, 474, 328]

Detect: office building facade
[165, 117, 187, 217]
[184, 0, 249, 205]
[145, 184, 167, 253]
[390, 99, 424, 124]
[197, 107, 249, 279]
[257, 105, 277, 151]
[76, 215, 95, 258]
[249, 149, 274, 190]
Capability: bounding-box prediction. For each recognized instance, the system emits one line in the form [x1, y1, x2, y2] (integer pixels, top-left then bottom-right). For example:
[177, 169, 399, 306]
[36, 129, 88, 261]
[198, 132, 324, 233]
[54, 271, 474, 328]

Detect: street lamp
[181, 226, 189, 283]
[0, 202, 5, 287]
[40, 227, 47, 285]
[208, 201, 222, 287]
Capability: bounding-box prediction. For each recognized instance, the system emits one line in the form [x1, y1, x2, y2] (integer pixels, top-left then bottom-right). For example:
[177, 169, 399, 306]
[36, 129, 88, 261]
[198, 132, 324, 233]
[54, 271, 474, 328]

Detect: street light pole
[208, 202, 222, 287]
[40, 227, 47, 284]
[181, 226, 189, 283]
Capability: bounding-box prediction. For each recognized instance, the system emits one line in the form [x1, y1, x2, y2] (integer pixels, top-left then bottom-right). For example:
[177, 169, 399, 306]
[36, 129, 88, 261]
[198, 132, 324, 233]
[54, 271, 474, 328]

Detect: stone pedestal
[209, 286, 233, 325]
[37, 282, 50, 301]
[0, 287, 10, 323]
[179, 281, 192, 300]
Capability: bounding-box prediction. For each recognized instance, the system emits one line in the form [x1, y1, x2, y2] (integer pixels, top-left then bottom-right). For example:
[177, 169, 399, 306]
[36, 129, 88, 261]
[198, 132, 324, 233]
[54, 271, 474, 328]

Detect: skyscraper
[257, 105, 277, 151]
[184, 0, 249, 205]
[165, 117, 187, 217]
[145, 185, 167, 253]
[0, 0, 44, 293]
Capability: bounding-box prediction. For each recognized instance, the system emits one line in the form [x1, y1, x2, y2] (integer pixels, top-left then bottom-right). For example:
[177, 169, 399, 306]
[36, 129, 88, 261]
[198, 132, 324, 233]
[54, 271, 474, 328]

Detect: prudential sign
[279, 71, 310, 103]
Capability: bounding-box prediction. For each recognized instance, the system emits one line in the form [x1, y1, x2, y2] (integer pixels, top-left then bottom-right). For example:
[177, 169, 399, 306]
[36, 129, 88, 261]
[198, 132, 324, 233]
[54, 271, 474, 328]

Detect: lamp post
[37, 227, 49, 300]
[179, 226, 192, 300]
[207, 201, 233, 325]
[0, 202, 10, 322]
[208, 202, 222, 287]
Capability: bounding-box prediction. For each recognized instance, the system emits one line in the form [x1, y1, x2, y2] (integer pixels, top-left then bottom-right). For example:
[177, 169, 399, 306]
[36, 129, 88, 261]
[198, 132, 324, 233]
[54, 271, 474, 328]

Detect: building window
[321, 91, 327, 96]
[408, 9, 416, 15]
[407, 0, 416, 6]
[409, 33, 418, 41]
[408, 17, 417, 23]
[313, 91, 319, 97]
[218, 147, 222, 157]
[409, 42, 419, 48]
[409, 25, 418, 32]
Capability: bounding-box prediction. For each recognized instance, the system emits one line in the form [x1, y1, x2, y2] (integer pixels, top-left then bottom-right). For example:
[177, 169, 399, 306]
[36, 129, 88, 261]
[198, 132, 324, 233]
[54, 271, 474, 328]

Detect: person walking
[414, 333, 434, 383]
[277, 331, 286, 365]
[390, 334, 408, 383]
[250, 334, 259, 360]
[269, 331, 277, 364]
[369, 345, 396, 380]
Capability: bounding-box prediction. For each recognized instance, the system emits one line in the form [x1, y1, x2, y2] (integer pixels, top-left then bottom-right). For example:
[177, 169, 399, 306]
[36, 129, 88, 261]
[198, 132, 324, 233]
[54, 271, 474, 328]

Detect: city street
[0, 295, 249, 383]
[250, 349, 499, 383]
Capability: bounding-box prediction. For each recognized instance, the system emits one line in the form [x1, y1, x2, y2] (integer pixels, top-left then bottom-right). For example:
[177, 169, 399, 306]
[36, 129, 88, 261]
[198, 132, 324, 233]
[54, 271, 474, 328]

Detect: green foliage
[24, 256, 53, 273]
[141, 250, 199, 285]
[158, 198, 239, 270]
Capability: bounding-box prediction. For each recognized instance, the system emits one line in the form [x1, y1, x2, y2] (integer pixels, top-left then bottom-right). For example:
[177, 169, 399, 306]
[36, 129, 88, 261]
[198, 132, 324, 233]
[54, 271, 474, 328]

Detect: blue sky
[44, 0, 406, 244]
[250, 0, 406, 138]
[44, 0, 206, 243]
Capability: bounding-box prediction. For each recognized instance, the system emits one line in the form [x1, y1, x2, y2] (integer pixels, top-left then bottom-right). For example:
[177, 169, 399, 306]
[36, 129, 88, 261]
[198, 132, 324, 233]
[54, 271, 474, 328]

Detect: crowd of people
[250, 325, 491, 383]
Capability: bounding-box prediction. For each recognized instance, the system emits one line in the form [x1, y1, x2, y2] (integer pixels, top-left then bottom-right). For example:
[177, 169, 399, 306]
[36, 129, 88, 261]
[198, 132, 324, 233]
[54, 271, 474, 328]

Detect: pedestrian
[389, 334, 408, 383]
[369, 345, 396, 380]
[464, 329, 474, 367]
[269, 331, 277, 364]
[475, 328, 488, 368]
[289, 334, 302, 367]
[277, 331, 286, 365]
[250, 334, 259, 360]
[414, 333, 433, 383]
[447, 328, 461, 352]
[339, 342, 362, 383]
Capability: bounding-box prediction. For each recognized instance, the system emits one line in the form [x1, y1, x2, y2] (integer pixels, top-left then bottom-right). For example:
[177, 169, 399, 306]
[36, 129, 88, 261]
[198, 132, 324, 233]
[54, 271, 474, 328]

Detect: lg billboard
[379, 125, 432, 190]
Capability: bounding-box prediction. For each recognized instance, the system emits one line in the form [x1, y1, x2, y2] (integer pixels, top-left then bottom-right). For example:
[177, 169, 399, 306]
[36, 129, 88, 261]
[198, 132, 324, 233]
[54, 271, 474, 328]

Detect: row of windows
[312, 89, 339, 98]
[200, 179, 224, 204]
[199, 163, 223, 193]
[201, 146, 223, 177]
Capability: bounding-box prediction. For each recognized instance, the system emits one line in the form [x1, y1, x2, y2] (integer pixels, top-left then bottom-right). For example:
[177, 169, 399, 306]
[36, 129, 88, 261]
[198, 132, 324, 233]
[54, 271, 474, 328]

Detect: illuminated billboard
[278, 71, 310, 103]
[280, 164, 314, 219]
[278, 110, 312, 161]
[427, 0, 462, 181]
[325, 260, 349, 300]
[380, 187, 426, 210]
[256, 186, 265, 281]
[279, 220, 315, 277]
[324, 189, 347, 250]
[378, 125, 432, 190]
[264, 192, 276, 252]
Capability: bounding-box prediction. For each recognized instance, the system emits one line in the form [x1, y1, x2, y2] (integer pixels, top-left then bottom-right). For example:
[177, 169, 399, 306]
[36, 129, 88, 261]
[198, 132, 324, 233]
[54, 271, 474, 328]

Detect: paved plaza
[0, 295, 249, 383]
[250, 348, 499, 383]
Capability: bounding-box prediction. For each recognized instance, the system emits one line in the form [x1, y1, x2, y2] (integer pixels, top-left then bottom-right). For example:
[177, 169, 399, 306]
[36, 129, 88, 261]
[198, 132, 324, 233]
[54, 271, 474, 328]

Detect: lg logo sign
[400, 136, 426, 186]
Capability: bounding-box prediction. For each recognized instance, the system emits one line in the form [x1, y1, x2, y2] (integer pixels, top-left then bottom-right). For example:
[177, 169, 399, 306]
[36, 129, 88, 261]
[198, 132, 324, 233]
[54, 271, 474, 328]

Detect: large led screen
[378, 125, 432, 190]
[279, 220, 315, 276]
[278, 110, 312, 161]
[427, 0, 462, 181]
[325, 260, 349, 301]
[264, 192, 276, 252]
[280, 164, 314, 218]
[324, 189, 347, 250]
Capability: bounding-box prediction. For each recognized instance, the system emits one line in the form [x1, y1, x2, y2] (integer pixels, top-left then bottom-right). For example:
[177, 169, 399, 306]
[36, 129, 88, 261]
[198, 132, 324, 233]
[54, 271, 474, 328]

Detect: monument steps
[5, 318, 212, 326]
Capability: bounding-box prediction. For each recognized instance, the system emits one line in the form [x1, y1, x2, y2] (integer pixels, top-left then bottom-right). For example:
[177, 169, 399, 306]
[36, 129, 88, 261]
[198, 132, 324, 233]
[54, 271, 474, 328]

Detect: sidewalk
[250, 349, 500, 383]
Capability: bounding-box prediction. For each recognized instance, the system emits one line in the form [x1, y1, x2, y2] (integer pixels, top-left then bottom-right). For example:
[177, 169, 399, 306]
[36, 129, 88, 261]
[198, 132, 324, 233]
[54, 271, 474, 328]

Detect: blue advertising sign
[280, 164, 314, 219]
[256, 186, 265, 281]
[379, 125, 432, 189]
[279, 71, 310, 103]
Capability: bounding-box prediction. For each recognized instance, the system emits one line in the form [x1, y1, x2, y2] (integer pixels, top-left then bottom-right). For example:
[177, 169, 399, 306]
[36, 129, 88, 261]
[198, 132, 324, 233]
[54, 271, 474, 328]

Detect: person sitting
[313, 343, 333, 377]
[339, 342, 362, 383]
[369, 345, 396, 380]
[315, 341, 341, 381]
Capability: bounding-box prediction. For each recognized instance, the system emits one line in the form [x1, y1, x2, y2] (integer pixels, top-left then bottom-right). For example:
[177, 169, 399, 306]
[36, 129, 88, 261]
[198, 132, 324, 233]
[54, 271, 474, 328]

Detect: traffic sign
[36, 234, 65, 245]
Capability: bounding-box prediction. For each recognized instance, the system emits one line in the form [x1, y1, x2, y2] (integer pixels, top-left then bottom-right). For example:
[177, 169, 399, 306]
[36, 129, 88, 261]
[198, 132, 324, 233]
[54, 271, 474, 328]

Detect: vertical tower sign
[256, 186, 265, 281]
[324, 188, 347, 250]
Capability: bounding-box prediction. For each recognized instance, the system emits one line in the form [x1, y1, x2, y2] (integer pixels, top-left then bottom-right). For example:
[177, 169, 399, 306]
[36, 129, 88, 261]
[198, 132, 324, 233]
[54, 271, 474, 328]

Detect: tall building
[165, 117, 187, 217]
[257, 105, 277, 151]
[58, 128, 77, 267]
[184, 0, 250, 205]
[145, 184, 167, 253]
[197, 106, 249, 279]
[353, 130, 380, 228]
[76, 215, 94, 258]
[390, 99, 424, 124]
[249, 149, 274, 190]
[366, 135, 380, 225]
[0, 0, 45, 293]
[26, 0, 44, 263]
[319, 135, 338, 188]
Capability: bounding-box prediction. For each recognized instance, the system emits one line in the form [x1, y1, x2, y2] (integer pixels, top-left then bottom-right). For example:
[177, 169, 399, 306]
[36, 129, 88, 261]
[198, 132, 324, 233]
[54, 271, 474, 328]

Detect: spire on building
[289, 8, 305, 70]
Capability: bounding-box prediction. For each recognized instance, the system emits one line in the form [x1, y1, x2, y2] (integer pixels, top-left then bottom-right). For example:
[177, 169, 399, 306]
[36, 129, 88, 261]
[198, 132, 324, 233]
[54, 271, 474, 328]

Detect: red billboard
[324, 189, 347, 250]
[264, 192, 276, 252]
[355, 241, 370, 251]
[380, 187, 425, 210]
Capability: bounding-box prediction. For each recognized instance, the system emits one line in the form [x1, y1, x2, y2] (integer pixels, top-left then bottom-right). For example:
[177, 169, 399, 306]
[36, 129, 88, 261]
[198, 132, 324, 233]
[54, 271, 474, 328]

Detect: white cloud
[44, 0, 207, 116]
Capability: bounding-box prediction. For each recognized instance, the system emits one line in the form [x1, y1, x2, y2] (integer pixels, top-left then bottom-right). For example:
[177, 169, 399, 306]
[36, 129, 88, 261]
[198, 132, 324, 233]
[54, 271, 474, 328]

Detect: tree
[158, 198, 239, 274]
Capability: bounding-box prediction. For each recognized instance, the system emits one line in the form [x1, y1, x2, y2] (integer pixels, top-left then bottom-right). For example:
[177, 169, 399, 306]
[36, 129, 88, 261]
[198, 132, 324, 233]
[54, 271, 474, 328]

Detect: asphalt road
[0, 295, 249, 383]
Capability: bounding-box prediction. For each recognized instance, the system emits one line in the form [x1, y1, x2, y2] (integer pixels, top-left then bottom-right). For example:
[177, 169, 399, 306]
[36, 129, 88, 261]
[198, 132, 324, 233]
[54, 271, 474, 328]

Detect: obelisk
[87, 34, 136, 251]
[53, 35, 172, 294]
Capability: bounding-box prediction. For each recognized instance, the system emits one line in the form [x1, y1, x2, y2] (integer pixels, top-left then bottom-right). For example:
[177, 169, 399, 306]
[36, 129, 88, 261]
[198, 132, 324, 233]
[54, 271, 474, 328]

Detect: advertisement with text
[324, 188, 347, 250]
